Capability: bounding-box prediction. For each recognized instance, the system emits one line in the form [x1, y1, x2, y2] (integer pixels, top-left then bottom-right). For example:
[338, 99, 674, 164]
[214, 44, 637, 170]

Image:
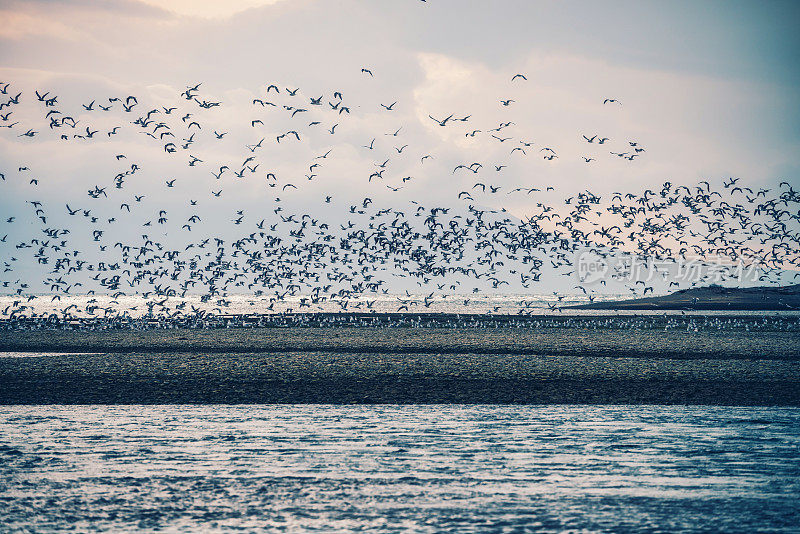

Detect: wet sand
[1, 325, 799, 405]
[3, 324, 799, 358]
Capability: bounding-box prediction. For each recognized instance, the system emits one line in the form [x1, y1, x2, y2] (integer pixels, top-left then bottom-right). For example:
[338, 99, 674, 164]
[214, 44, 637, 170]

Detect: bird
[429, 114, 453, 126]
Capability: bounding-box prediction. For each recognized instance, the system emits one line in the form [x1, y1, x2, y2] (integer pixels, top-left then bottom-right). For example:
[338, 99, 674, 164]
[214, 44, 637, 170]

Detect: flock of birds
[0, 69, 798, 326]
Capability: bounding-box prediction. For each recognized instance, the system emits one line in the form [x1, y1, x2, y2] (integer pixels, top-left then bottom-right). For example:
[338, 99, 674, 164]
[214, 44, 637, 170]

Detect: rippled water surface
[1, 405, 799, 532]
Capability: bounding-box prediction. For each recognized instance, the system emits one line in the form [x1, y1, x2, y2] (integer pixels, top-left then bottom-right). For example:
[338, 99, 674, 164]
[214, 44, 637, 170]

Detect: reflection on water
[1, 405, 798, 532]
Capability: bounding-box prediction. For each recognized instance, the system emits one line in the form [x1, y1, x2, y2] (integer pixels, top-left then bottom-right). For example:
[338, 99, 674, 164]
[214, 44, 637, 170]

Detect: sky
[0, 0, 798, 297]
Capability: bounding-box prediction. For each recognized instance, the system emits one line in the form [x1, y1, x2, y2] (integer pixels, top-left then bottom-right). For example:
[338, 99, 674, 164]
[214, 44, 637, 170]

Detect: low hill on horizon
[571, 283, 800, 311]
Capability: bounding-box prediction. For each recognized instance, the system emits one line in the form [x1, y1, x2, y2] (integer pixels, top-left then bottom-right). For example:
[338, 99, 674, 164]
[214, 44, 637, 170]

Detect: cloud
[137, 0, 288, 19]
[0, 9, 87, 40]
[0, 0, 172, 40]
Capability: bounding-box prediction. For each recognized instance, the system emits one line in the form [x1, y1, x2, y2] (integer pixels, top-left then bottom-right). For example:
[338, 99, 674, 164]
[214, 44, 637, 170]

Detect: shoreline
[2, 325, 799, 359]
[3, 376, 798, 406]
[2, 323, 799, 406]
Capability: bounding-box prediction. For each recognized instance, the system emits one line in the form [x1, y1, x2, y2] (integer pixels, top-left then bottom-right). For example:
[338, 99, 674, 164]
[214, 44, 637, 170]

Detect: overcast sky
[2, 0, 798, 196]
[0, 0, 798, 295]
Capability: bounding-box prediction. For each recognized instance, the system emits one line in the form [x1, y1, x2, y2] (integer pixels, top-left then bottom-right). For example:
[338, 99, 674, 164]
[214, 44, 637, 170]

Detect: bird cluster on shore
[1, 310, 798, 333]
[0, 70, 798, 324]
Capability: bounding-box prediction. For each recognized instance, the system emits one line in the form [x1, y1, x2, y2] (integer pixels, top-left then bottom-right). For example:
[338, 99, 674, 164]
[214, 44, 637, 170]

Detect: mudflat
[1, 322, 798, 405]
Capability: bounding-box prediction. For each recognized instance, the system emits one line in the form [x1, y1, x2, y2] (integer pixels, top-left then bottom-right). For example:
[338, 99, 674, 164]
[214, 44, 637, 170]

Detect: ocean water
[0, 293, 614, 318]
[1, 405, 798, 533]
[13, 293, 800, 319]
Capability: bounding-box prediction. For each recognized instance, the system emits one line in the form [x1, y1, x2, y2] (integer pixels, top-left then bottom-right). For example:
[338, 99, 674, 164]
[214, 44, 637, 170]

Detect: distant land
[572, 283, 800, 311]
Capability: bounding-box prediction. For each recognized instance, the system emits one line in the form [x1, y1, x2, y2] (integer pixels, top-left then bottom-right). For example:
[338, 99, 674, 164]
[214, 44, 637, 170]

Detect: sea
[2, 293, 617, 318]
[1, 404, 798, 533]
[4, 293, 800, 321]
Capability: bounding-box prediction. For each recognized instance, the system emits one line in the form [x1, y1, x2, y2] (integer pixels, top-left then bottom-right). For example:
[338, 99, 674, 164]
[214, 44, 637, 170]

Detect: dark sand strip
[2, 327, 799, 360]
[1, 350, 798, 405]
[3, 326, 798, 405]
[4, 376, 799, 405]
